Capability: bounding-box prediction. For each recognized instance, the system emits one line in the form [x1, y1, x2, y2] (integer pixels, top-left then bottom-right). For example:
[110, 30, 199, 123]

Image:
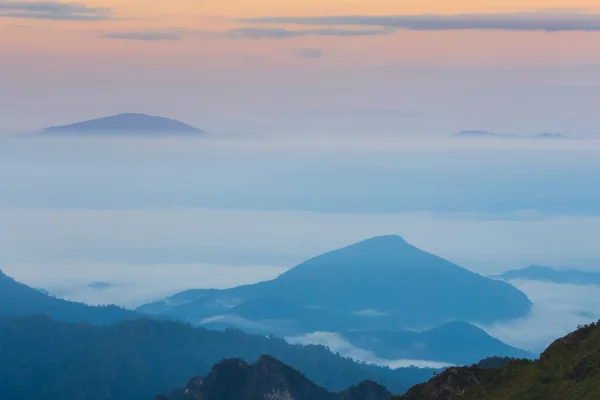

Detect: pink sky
[1, 1, 600, 133]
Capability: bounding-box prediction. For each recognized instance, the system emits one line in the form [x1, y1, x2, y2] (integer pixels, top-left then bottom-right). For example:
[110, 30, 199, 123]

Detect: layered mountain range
[0, 235, 543, 400]
[157, 320, 600, 400]
[0, 266, 436, 400]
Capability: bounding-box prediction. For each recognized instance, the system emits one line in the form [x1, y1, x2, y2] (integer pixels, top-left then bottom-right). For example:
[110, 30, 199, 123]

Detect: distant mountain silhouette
[453, 130, 517, 139]
[0, 269, 136, 324]
[139, 236, 532, 333]
[86, 281, 116, 291]
[453, 130, 570, 140]
[159, 355, 393, 400]
[0, 315, 432, 400]
[393, 321, 600, 400]
[42, 113, 204, 136]
[342, 321, 535, 365]
[531, 132, 567, 139]
[493, 265, 600, 286]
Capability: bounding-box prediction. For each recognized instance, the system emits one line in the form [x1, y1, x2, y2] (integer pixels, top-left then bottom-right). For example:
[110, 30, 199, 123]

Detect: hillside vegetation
[0, 315, 432, 400]
[396, 321, 600, 400]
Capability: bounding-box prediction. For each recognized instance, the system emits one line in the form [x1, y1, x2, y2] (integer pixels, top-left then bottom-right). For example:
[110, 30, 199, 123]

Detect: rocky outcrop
[159, 355, 394, 400]
[394, 321, 600, 400]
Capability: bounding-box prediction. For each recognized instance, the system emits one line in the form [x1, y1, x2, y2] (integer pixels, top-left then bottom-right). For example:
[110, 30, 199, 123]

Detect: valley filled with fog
[2, 133, 600, 365]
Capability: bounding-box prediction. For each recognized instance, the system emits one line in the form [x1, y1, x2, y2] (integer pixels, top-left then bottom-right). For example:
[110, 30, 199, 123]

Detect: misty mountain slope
[342, 322, 535, 365]
[42, 113, 204, 136]
[0, 315, 433, 400]
[394, 320, 600, 400]
[0, 268, 136, 324]
[159, 355, 392, 400]
[493, 265, 600, 286]
[139, 236, 532, 331]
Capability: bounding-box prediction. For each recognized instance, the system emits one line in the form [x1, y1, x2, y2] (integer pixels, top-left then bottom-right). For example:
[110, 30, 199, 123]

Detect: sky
[2, 0, 600, 134]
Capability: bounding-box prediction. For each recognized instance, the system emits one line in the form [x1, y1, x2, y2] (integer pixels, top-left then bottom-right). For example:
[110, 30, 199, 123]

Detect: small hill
[394, 321, 600, 400]
[159, 355, 392, 400]
[0, 268, 136, 324]
[139, 236, 532, 332]
[42, 113, 204, 136]
[342, 321, 535, 365]
[493, 265, 600, 286]
[0, 315, 433, 400]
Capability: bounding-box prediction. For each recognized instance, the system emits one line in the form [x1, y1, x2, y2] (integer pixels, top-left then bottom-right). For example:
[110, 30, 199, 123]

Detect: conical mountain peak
[349, 235, 410, 247]
[139, 236, 532, 330]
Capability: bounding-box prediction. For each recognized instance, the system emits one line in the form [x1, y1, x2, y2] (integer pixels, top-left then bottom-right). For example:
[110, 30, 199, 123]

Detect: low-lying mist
[2, 134, 600, 213]
[482, 280, 600, 353]
[286, 332, 453, 369]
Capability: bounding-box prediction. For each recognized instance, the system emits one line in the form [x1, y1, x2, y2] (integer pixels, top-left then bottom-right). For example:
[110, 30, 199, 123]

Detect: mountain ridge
[0, 314, 433, 400]
[493, 265, 600, 286]
[341, 321, 535, 365]
[453, 130, 569, 140]
[0, 268, 137, 324]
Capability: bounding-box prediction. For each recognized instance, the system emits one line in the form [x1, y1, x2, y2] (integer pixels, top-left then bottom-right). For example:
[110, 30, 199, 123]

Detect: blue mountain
[493, 265, 600, 286]
[0, 268, 136, 324]
[453, 130, 569, 140]
[138, 236, 532, 333]
[342, 321, 535, 365]
[42, 113, 204, 136]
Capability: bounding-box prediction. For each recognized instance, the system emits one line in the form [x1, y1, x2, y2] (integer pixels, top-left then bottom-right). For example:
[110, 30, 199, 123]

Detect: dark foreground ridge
[157, 355, 392, 400]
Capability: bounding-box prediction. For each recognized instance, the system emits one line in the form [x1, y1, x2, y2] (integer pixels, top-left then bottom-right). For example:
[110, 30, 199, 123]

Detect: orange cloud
[86, 0, 600, 18]
[2, 0, 600, 71]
